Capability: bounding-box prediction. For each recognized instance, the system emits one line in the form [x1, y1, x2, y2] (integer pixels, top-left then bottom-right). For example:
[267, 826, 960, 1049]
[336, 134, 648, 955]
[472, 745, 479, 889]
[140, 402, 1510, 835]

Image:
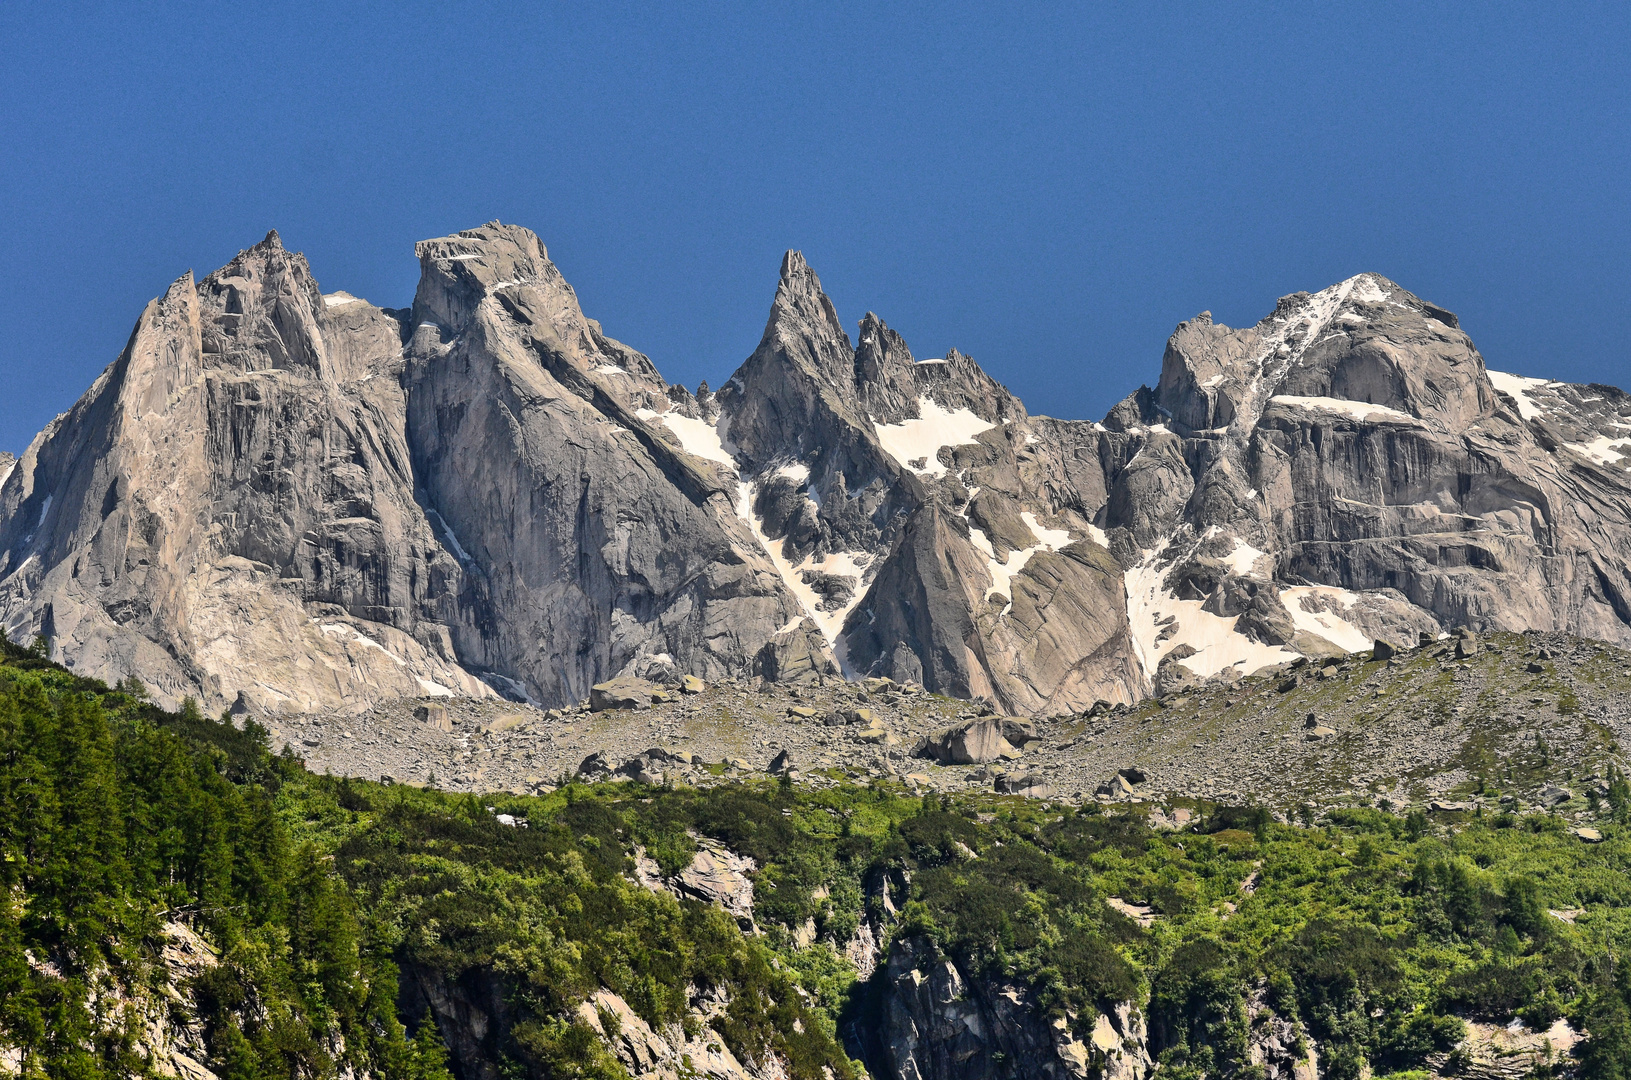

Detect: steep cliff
[402, 223, 823, 706]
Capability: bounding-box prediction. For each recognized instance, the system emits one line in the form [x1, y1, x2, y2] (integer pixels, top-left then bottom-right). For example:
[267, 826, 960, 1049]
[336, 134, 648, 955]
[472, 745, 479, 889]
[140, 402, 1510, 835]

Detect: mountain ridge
[3, 222, 1628, 715]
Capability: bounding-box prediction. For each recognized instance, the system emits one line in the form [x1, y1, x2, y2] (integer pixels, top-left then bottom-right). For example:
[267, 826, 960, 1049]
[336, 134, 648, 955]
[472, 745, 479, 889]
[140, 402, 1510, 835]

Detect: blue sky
[1, 2, 1627, 451]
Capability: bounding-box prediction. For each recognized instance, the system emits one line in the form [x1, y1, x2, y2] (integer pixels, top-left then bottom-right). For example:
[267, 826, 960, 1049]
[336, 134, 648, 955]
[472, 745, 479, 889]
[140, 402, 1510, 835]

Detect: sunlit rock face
[7, 228, 1630, 715]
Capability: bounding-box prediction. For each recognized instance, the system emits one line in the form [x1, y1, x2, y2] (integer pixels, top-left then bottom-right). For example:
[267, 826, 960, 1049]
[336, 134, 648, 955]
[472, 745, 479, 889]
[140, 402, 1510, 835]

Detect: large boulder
[995, 772, 1056, 799]
[589, 677, 655, 712]
[918, 718, 1017, 765]
[414, 703, 452, 731]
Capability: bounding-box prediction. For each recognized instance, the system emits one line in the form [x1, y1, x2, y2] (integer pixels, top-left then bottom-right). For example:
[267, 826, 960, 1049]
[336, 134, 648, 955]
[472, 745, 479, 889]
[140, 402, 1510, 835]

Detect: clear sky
[2, 2, 1627, 452]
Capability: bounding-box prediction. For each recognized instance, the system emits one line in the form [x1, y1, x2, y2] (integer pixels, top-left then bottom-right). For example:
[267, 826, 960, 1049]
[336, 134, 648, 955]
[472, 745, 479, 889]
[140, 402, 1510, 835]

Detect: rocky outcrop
[1242, 982, 1319, 1080]
[574, 987, 778, 1080]
[633, 836, 758, 929]
[862, 936, 1152, 1080]
[403, 963, 790, 1080]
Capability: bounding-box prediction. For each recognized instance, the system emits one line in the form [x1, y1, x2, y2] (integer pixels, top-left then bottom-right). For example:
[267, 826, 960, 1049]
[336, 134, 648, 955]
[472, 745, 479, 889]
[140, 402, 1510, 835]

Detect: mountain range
[3, 221, 1628, 716]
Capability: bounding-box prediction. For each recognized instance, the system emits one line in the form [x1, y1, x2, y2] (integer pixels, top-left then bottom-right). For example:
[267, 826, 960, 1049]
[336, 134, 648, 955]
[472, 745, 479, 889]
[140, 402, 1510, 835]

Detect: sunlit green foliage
[3, 632, 1631, 1079]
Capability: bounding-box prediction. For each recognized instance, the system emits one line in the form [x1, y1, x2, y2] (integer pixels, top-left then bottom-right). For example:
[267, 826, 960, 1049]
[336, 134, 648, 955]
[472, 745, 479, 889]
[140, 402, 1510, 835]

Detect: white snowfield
[1268, 395, 1417, 423]
[1124, 536, 1381, 682]
[1279, 585, 1373, 654]
[322, 292, 365, 308]
[1124, 551, 1296, 681]
[638, 409, 739, 470]
[873, 397, 998, 477]
[1486, 370, 1554, 421]
[1567, 435, 1631, 469]
[1221, 537, 1268, 577]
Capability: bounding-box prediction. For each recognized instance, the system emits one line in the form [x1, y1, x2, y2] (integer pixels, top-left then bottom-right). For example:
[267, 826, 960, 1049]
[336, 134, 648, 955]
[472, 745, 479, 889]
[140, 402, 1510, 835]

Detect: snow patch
[443, 253, 483, 262]
[1230, 274, 1394, 433]
[970, 512, 1074, 614]
[656, 412, 738, 469]
[1269, 395, 1416, 423]
[1222, 538, 1267, 577]
[595, 364, 628, 375]
[482, 672, 536, 704]
[914, 358, 947, 365]
[320, 623, 408, 667]
[1021, 511, 1071, 550]
[734, 482, 868, 664]
[1124, 546, 1297, 680]
[1279, 586, 1373, 653]
[417, 678, 455, 697]
[777, 461, 811, 484]
[1567, 436, 1631, 469]
[426, 508, 472, 564]
[873, 397, 998, 477]
[323, 292, 365, 308]
[1486, 370, 1554, 421]
[1348, 275, 1391, 304]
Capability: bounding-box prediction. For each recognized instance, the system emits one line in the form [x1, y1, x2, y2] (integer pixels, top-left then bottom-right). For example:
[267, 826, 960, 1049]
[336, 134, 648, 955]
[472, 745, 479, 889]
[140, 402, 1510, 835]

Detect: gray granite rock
[9, 232, 1631, 724]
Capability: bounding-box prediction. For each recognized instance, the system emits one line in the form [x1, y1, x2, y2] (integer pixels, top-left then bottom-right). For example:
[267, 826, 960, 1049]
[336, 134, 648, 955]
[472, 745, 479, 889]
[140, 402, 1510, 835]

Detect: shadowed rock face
[859, 936, 1154, 1080]
[5, 234, 1630, 716]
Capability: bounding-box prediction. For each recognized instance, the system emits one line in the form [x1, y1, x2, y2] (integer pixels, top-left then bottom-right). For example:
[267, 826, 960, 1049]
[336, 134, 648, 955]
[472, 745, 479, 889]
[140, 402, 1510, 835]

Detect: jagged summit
[3, 233, 1628, 715]
[1150, 271, 1494, 440]
[0, 231, 489, 711]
